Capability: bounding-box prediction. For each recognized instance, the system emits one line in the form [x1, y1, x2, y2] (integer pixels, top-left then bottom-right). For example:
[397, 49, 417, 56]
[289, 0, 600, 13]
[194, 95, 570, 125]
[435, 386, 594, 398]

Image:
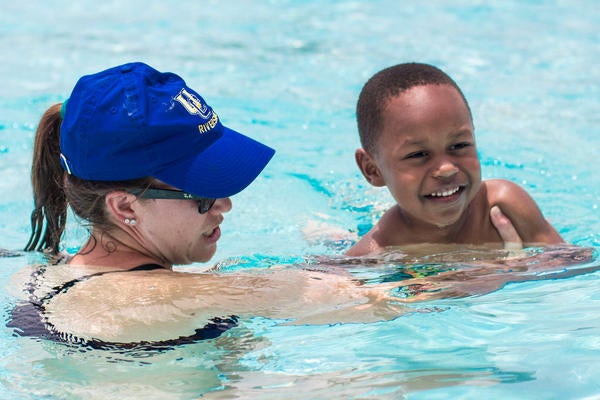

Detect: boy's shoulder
[482, 178, 563, 244]
[482, 178, 531, 206]
[346, 205, 404, 256]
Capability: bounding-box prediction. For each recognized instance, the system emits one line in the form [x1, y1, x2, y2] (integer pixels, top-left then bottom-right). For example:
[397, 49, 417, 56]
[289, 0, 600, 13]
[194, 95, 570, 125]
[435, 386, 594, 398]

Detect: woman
[9, 62, 406, 348]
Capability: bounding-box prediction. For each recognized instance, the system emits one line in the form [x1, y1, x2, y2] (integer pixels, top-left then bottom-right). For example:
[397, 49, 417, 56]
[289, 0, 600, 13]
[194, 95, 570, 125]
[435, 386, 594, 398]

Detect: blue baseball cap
[59, 62, 275, 198]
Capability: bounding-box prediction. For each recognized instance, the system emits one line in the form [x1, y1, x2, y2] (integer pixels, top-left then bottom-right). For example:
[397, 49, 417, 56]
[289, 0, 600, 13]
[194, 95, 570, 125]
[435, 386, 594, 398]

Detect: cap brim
[154, 126, 275, 198]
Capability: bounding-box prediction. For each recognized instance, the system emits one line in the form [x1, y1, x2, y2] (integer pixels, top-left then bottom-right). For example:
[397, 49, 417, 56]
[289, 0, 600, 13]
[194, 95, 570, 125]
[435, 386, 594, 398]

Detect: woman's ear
[355, 148, 385, 187]
[105, 191, 137, 224]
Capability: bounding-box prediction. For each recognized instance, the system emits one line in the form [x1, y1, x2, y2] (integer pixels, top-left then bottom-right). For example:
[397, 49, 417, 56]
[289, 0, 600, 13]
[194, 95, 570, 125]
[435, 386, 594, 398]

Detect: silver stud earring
[124, 218, 137, 226]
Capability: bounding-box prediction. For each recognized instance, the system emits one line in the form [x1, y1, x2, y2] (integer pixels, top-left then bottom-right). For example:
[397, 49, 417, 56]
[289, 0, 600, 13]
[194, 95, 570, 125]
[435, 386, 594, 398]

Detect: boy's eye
[404, 151, 428, 159]
[450, 142, 472, 151]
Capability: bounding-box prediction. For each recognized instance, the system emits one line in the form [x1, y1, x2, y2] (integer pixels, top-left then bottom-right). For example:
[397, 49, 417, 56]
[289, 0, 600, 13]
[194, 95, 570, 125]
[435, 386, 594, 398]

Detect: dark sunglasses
[128, 188, 216, 214]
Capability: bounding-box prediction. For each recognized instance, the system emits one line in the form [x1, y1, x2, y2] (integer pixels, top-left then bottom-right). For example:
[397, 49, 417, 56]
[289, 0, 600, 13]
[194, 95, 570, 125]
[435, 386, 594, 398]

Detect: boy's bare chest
[386, 205, 503, 246]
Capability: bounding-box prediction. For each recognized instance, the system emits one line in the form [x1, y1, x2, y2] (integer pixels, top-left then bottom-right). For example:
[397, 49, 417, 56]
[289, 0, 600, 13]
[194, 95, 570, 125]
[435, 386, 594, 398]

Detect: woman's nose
[212, 197, 232, 213]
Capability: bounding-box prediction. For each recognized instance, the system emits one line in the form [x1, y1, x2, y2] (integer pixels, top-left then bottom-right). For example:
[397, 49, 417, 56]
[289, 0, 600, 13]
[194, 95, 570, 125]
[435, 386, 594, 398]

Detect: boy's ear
[355, 148, 385, 187]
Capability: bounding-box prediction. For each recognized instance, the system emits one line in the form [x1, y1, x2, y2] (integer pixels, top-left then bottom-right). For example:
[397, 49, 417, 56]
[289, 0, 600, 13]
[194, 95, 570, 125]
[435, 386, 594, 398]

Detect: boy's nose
[432, 160, 458, 179]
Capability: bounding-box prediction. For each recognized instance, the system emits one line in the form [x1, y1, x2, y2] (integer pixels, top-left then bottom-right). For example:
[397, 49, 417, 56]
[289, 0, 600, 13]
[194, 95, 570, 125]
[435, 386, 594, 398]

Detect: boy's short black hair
[356, 62, 472, 154]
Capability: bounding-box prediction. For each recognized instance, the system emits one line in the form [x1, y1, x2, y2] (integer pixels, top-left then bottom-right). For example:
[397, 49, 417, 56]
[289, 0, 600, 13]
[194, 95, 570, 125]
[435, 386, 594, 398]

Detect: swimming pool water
[1, 1, 599, 399]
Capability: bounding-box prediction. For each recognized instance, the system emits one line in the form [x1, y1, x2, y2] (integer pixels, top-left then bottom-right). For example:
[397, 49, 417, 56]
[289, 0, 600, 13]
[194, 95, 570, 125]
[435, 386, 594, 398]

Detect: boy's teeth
[430, 187, 460, 197]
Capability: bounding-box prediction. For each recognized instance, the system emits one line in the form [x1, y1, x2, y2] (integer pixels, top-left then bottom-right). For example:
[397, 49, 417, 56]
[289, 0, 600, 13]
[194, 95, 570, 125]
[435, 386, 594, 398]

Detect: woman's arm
[490, 205, 523, 249]
[43, 267, 406, 343]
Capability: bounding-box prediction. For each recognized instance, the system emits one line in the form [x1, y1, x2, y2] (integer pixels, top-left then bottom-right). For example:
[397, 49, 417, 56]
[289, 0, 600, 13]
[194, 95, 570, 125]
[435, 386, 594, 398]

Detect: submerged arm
[389, 245, 596, 302]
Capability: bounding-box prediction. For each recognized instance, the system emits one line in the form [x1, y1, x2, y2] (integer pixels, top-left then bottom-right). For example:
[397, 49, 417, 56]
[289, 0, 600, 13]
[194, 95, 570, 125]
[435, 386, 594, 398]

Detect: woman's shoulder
[16, 265, 234, 346]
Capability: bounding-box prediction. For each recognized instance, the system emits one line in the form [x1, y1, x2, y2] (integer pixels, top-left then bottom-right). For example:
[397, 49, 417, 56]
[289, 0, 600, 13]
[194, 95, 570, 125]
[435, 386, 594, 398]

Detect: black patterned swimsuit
[6, 264, 238, 351]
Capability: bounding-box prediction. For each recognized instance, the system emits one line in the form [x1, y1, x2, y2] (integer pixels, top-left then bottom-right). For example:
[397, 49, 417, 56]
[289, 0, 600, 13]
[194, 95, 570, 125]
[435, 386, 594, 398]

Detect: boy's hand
[490, 205, 523, 250]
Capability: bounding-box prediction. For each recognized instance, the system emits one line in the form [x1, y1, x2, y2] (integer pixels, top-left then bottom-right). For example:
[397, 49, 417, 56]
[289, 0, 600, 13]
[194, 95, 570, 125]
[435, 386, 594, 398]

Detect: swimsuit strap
[128, 263, 166, 272]
[39, 263, 165, 303]
[71, 315, 239, 352]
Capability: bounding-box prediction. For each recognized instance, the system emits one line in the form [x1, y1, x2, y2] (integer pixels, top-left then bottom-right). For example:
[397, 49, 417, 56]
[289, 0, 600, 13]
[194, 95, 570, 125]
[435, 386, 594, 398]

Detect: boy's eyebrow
[401, 130, 473, 145]
[401, 138, 427, 146]
[449, 130, 474, 139]
[397, 130, 475, 148]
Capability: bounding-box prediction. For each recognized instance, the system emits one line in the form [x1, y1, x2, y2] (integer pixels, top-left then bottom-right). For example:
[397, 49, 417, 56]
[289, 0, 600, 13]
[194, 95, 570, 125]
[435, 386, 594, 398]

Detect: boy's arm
[488, 179, 564, 245]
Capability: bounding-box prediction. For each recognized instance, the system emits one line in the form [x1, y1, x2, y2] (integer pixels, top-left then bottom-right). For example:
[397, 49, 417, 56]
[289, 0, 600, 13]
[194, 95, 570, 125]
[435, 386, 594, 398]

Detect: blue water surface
[0, 1, 599, 399]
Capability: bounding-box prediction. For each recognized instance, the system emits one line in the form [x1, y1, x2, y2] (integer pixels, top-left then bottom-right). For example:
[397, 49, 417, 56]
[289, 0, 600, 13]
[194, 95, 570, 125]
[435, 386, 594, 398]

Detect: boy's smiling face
[368, 84, 481, 229]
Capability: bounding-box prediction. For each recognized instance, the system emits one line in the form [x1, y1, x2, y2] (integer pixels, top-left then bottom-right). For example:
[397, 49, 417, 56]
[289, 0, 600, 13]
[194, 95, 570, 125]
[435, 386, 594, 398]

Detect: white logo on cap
[174, 88, 212, 119]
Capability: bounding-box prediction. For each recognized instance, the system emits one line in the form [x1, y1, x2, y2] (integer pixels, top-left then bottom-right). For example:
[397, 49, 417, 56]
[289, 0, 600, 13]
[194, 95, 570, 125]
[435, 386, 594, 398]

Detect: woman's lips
[203, 226, 221, 242]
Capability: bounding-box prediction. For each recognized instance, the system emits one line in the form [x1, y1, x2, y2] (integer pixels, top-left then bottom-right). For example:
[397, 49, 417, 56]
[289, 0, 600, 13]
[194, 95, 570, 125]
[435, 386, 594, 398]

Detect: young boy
[347, 63, 563, 256]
